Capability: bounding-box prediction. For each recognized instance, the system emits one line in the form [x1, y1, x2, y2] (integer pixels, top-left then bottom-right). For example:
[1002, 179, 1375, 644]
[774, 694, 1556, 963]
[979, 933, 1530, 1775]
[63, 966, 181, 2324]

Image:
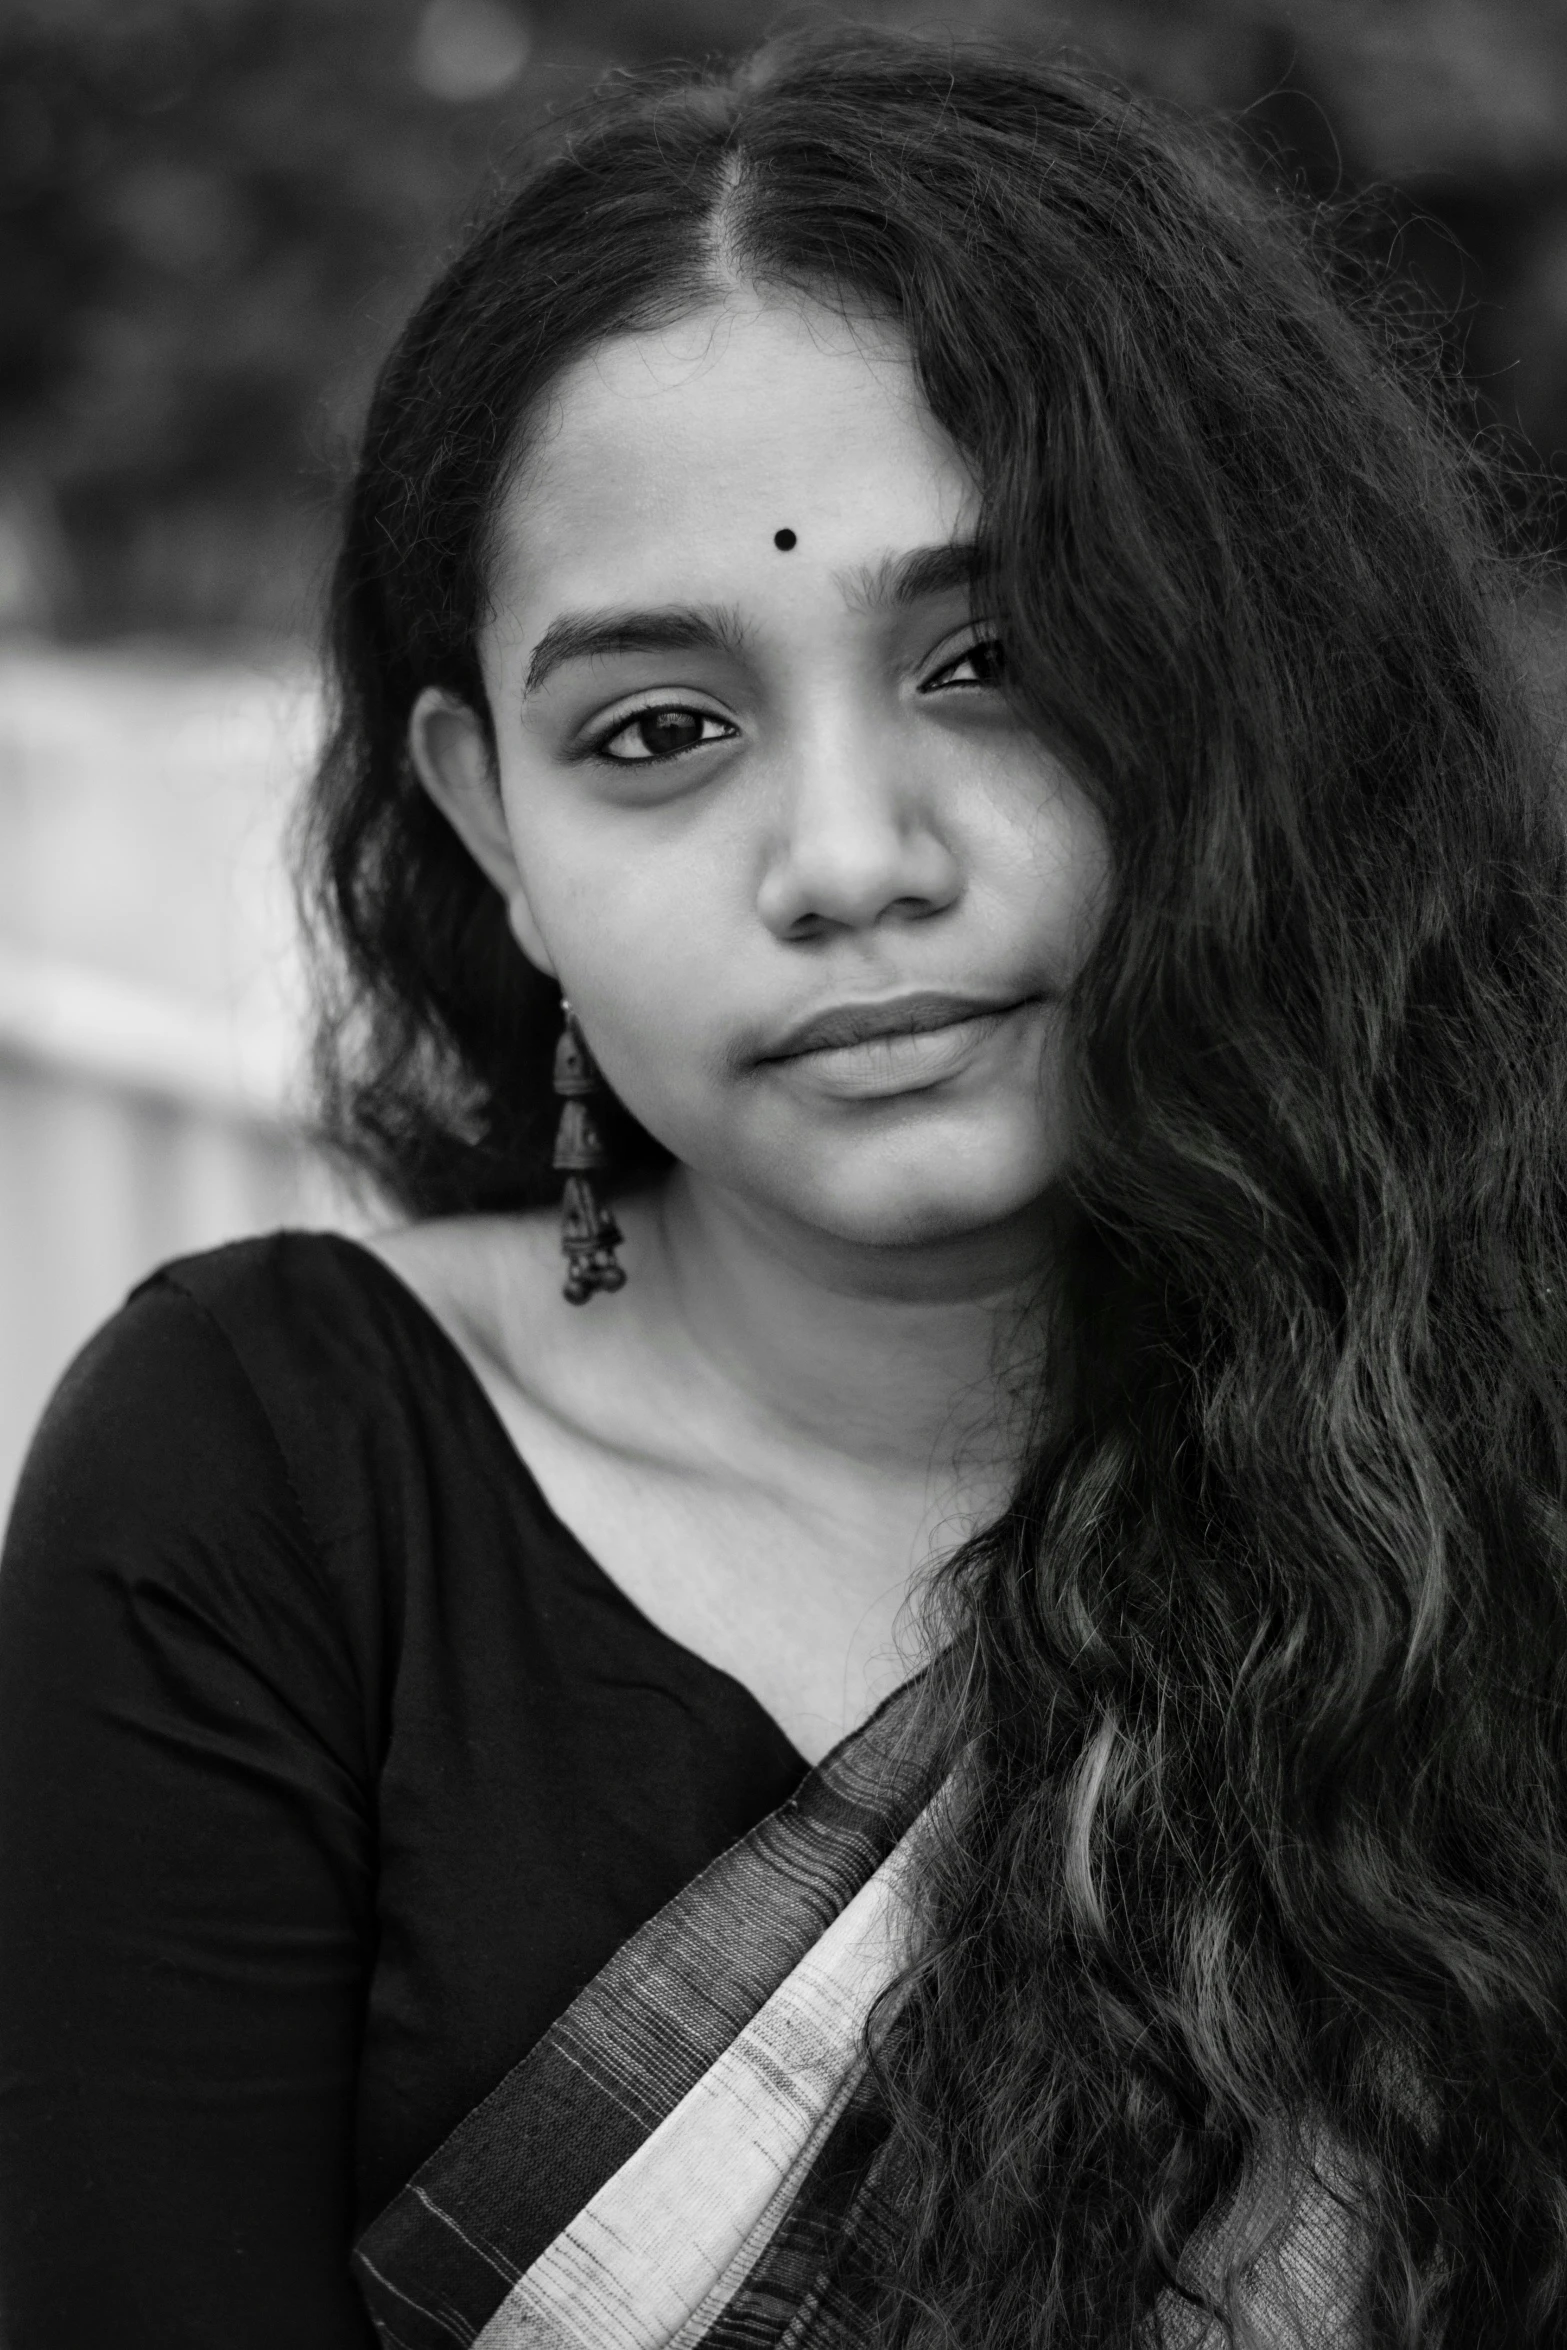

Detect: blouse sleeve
[0, 1278, 379, 2349]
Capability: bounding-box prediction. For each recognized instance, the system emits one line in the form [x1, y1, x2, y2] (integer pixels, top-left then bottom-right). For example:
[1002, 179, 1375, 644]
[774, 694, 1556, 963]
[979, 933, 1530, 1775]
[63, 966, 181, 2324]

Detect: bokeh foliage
[2, 0, 1565, 636]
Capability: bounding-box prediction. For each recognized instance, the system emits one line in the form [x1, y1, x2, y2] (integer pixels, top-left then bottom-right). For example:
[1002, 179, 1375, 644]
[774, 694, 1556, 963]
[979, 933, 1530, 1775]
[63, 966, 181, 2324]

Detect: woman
[2, 24, 1565, 2348]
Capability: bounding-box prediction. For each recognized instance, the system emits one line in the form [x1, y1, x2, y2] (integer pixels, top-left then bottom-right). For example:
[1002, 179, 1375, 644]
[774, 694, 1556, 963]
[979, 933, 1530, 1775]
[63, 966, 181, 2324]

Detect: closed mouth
[763, 989, 1031, 1060]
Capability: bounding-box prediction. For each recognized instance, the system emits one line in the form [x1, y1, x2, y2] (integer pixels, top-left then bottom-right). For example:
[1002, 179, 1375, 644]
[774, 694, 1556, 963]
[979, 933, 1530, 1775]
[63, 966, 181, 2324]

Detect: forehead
[487, 295, 979, 622]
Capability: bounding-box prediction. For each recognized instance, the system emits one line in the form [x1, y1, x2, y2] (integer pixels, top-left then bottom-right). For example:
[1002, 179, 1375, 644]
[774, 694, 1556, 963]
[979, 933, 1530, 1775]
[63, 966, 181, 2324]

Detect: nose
[754, 722, 963, 943]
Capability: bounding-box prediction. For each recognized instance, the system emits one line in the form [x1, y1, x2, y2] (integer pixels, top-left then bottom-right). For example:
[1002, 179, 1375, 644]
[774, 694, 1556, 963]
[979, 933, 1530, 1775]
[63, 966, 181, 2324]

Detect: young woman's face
[414, 294, 1109, 1251]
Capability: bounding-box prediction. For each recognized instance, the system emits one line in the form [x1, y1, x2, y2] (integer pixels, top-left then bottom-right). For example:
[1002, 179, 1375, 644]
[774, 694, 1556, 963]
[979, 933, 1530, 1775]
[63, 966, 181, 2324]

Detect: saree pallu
[353, 1674, 1369, 2350]
[352, 1680, 934, 2350]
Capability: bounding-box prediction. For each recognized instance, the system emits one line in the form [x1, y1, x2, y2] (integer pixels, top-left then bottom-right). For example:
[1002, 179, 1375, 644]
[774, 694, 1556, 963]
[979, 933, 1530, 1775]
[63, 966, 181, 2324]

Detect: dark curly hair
[299, 25, 1567, 2344]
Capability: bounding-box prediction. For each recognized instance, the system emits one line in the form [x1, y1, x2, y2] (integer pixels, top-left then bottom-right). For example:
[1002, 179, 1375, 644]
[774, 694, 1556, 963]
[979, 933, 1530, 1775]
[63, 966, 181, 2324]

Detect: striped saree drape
[352, 1679, 938, 2350]
[353, 1668, 1370, 2350]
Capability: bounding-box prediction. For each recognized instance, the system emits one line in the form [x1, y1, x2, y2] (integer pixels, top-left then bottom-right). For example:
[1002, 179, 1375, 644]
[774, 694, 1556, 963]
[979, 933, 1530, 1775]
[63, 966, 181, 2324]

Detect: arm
[0, 1280, 378, 2348]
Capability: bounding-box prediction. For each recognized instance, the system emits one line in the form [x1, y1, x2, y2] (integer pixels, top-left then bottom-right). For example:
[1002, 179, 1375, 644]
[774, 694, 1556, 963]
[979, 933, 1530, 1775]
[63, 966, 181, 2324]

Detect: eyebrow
[524, 605, 749, 697]
[521, 538, 985, 697]
[836, 537, 986, 614]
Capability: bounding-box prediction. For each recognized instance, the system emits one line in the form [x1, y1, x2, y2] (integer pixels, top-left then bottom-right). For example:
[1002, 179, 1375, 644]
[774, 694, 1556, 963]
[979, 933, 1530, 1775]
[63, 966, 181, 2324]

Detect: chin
[784, 1136, 1066, 1253]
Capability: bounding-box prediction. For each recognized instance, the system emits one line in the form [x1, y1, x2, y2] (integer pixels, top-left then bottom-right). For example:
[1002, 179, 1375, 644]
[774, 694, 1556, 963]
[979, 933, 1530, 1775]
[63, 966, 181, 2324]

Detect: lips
[762, 988, 1030, 1060]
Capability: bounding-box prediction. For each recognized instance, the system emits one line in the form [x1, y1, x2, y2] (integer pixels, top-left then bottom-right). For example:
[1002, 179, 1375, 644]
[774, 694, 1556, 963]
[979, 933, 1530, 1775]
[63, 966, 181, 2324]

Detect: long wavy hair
[298, 26, 1567, 2344]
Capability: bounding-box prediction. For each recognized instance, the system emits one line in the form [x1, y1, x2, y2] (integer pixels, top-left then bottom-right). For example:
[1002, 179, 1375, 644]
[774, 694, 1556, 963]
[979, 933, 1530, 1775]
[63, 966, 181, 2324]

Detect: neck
[643, 1166, 1066, 1486]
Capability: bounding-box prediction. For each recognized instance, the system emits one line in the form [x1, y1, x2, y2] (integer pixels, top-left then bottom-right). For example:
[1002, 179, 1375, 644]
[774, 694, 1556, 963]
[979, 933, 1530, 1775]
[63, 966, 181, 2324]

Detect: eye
[590, 705, 737, 763]
[923, 635, 1006, 692]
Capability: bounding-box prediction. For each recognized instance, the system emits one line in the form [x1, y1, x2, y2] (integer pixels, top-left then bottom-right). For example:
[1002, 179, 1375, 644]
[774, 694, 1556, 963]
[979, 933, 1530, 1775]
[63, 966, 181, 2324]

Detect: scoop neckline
[314, 1228, 812, 1776]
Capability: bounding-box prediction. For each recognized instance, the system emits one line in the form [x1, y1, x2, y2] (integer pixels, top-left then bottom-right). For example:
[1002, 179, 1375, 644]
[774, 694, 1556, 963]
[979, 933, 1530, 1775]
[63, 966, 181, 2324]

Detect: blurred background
[1, 0, 1565, 1510]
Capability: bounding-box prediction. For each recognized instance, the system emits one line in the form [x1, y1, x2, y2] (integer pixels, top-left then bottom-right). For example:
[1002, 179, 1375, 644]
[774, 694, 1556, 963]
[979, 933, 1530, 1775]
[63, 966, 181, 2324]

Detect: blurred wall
[0, 641, 365, 1509]
[0, 0, 1564, 1515]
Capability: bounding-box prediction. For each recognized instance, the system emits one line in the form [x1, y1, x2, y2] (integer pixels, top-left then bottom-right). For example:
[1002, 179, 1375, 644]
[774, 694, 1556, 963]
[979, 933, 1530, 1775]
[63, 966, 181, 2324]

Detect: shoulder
[151, 1224, 421, 1394]
[12, 1235, 320, 1540]
[0, 1237, 397, 1767]
[2, 1229, 456, 1627]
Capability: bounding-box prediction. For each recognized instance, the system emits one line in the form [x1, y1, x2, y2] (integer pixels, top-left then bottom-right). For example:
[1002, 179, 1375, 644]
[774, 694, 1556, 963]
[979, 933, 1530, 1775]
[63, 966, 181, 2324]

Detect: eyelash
[582, 634, 1006, 767]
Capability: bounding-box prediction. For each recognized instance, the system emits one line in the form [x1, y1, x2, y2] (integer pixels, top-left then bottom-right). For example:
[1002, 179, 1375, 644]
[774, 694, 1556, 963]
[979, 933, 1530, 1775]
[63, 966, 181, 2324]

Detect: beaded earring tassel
[552, 1003, 627, 1305]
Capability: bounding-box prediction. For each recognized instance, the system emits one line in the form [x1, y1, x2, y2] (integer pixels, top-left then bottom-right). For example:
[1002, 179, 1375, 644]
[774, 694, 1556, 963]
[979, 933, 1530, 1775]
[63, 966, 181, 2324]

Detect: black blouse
[0, 1232, 807, 2348]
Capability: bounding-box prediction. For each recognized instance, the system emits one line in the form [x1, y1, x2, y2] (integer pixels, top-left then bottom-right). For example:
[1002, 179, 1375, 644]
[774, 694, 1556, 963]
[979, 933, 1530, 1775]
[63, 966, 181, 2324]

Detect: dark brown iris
[633, 709, 707, 756]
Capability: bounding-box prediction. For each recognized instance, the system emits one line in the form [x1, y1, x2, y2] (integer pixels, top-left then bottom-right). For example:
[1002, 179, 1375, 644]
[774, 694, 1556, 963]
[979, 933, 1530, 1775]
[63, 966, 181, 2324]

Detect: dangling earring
[551, 998, 627, 1305]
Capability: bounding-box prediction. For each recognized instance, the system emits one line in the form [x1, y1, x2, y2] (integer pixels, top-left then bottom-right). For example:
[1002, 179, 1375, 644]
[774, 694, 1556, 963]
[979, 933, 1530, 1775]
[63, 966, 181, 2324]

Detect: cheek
[936, 727, 1109, 969]
[1012, 779, 1112, 983]
[495, 771, 739, 1140]
[537, 880, 730, 1141]
[1066, 827, 1113, 975]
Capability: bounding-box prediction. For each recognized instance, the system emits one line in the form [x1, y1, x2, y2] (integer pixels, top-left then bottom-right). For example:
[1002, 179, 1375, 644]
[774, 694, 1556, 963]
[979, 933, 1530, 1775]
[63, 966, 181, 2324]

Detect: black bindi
[772, 527, 797, 551]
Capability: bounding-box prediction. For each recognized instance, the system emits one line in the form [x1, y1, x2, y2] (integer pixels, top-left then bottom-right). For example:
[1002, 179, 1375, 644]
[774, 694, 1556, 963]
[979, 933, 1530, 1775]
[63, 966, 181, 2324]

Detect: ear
[407, 686, 556, 976]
